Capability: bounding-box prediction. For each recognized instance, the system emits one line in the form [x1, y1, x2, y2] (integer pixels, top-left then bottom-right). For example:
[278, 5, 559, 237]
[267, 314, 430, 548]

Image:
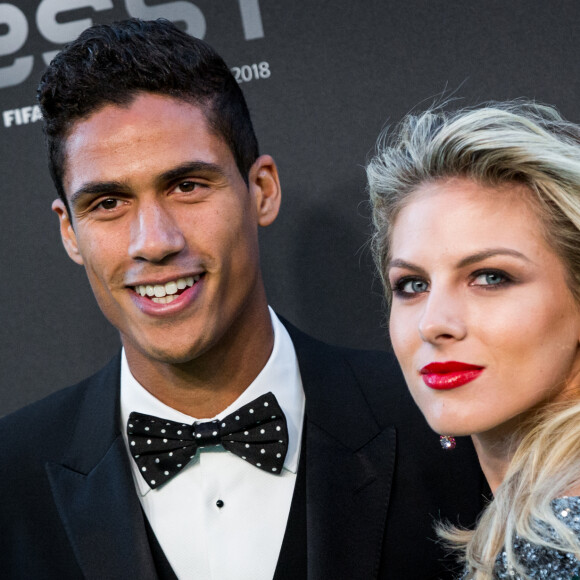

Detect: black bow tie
[127, 392, 289, 489]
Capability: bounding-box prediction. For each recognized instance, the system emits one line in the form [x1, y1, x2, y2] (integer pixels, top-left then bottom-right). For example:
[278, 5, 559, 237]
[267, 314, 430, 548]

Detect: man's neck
[123, 305, 275, 418]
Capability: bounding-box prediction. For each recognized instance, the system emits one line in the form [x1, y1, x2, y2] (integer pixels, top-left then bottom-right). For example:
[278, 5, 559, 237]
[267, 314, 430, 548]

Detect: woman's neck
[471, 419, 524, 494]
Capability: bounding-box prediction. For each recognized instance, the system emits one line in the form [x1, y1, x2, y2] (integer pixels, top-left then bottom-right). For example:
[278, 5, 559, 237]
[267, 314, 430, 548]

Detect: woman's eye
[471, 270, 509, 287]
[393, 278, 429, 296]
[404, 279, 429, 293]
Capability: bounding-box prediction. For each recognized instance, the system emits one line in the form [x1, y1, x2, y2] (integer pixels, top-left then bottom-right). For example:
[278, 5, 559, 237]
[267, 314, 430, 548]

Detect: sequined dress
[463, 497, 580, 579]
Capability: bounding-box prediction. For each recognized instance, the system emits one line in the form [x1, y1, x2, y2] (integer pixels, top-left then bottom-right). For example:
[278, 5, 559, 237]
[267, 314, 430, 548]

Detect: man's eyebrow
[68, 161, 228, 207]
[156, 161, 227, 186]
[69, 181, 129, 207]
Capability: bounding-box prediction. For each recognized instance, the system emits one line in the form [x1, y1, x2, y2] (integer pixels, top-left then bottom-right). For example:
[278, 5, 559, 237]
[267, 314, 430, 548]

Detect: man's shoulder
[0, 354, 121, 458]
[282, 315, 398, 368]
[281, 317, 416, 423]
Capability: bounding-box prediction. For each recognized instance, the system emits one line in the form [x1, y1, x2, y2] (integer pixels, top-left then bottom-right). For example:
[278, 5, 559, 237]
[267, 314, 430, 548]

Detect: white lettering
[0, 1, 267, 90]
[2, 109, 15, 127]
[31, 105, 42, 122]
[21, 106, 32, 123]
[0, 3, 33, 89]
[36, 0, 114, 44]
[2, 105, 43, 127]
[124, 0, 206, 38]
[237, 0, 264, 40]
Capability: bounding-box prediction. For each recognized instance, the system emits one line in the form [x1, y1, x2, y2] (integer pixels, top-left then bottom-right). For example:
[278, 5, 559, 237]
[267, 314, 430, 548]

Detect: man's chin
[123, 338, 211, 367]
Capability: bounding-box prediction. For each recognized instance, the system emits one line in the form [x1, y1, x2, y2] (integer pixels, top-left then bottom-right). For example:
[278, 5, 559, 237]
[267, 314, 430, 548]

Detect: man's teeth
[134, 275, 201, 303]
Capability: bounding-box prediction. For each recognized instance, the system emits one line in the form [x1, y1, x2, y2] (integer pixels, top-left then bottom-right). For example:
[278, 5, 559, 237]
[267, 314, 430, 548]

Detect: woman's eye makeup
[391, 268, 514, 298]
[392, 277, 429, 297]
[470, 269, 513, 288]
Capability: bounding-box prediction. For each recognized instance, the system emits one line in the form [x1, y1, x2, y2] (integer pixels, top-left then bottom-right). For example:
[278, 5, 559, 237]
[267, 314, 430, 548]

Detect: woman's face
[388, 177, 580, 439]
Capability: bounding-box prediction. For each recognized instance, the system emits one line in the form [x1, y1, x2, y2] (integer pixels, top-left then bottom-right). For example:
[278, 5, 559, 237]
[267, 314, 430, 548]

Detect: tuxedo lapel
[286, 323, 396, 580]
[306, 423, 395, 580]
[46, 355, 157, 580]
[273, 427, 308, 580]
[46, 438, 156, 580]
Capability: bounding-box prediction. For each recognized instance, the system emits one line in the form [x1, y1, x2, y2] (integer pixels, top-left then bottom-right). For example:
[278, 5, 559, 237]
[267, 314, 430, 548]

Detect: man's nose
[128, 202, 185, 262]
[418, 288, 467, 344]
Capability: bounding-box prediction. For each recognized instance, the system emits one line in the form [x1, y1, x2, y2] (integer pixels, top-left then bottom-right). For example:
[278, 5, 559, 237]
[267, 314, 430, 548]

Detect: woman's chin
[425, 417, 475, 439]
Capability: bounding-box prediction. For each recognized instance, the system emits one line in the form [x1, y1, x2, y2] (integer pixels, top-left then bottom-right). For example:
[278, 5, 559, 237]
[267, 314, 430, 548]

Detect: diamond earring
[440, 435, 456, 450]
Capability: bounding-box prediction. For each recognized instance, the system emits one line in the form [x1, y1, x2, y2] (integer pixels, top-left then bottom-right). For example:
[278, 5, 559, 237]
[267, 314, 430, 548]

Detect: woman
[367, 100, 580, 579]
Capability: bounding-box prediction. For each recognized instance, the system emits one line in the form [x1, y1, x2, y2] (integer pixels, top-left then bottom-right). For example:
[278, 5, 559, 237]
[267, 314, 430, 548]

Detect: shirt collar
[120, 307, 305, 495]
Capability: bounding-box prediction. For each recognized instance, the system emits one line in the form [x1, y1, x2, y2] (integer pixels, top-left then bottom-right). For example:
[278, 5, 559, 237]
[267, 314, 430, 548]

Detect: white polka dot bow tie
[127, 392, 289, 489]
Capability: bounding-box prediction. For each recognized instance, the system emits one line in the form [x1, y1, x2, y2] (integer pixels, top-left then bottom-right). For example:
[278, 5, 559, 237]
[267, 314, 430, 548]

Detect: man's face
[53, 93, 280, 366]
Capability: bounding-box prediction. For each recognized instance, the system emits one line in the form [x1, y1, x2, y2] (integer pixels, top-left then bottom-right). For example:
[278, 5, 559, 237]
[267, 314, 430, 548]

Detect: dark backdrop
[1, 0, 579, 415]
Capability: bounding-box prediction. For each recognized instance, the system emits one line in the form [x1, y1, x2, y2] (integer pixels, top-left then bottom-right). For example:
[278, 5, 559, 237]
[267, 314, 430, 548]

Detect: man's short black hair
[38, 18, 259, 207]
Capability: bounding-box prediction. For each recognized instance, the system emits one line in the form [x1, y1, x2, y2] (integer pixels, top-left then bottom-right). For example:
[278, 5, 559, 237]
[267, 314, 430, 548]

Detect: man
[0, 19, 484, 579]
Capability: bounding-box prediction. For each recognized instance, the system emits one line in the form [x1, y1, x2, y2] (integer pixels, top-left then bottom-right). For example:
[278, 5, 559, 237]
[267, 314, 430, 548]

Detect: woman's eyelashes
[469, 269, 514, 289]
[392, 276, 429, 298]
[391, 269, 515, 298]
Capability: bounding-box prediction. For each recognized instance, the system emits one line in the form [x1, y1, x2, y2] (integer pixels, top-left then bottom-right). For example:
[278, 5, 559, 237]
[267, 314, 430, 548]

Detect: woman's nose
[418, 289, 467, 344]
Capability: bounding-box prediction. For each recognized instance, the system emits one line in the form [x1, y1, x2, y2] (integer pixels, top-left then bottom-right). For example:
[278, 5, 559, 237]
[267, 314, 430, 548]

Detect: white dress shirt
[120, 308, 305, 580]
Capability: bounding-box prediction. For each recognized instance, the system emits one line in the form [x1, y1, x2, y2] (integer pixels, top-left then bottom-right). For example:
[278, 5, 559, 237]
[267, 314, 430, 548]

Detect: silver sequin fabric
[462, 497, 580, 579]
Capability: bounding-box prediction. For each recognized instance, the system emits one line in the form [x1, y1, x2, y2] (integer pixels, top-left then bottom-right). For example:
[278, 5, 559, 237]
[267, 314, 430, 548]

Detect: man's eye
[176, 181, 198, 193]
[96, 198, 120, 210]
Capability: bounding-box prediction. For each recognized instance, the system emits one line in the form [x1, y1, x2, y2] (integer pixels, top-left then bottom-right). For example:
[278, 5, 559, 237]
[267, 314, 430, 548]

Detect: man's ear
[248, 155, 281, 227]
[52, 199, 84, 265]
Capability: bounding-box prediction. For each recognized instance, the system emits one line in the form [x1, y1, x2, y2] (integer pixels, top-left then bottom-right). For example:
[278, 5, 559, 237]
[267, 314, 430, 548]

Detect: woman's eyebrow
[387, 259, 427, 275]
[387, 249, 531, 274]
[456, 248, 531, 269]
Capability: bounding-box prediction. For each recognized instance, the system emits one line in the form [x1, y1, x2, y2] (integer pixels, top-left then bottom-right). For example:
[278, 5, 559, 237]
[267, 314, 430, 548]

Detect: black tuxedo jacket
[0, 323, 485, 579]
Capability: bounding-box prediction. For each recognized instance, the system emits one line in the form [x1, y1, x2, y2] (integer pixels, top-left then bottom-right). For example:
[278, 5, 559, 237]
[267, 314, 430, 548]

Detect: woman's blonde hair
[367, 100, 580, 578]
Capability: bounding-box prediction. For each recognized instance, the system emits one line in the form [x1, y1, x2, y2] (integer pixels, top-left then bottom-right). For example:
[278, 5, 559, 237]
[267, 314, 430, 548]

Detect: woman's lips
[420, 361, 484, 390]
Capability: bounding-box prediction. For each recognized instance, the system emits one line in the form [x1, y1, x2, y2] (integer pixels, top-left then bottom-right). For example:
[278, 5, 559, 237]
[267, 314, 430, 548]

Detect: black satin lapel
[47, 436, 157, 580]
[143, 511, 179, 580]
[274, 426, 308, 580]
[306, 422, 396, 580]
[282, 318, 397, 579]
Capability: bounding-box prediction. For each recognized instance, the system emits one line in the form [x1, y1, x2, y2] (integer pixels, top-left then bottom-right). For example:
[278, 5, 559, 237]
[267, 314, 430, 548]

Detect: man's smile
[133, 274, 203, 304]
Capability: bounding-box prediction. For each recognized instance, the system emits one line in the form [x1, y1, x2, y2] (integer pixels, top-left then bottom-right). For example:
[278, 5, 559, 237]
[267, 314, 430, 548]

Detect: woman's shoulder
[492, 497, 580, 579]
[553, 495, 580, 519]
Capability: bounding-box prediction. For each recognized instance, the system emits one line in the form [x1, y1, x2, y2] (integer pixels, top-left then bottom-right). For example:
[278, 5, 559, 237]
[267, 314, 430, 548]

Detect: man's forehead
[67, 93, 211, 142]
[61, 94, 232, 197]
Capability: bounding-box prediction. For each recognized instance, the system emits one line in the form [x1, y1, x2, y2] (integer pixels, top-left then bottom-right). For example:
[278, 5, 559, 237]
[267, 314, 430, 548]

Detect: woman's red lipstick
[420, 361, 484, 390]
